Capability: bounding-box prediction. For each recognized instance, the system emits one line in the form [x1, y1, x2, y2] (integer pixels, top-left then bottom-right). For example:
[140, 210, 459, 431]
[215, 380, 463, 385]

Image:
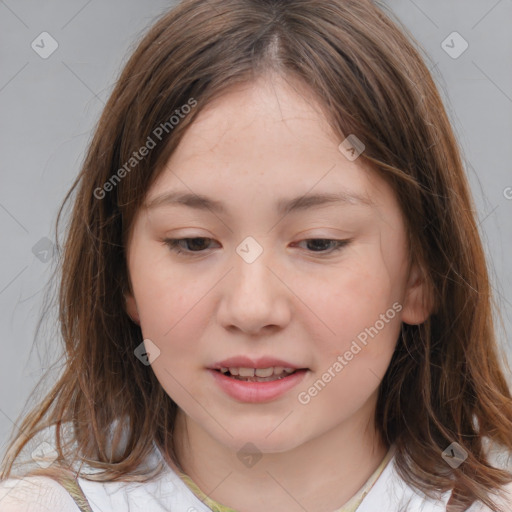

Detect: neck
[166, 395, 389, 512]
[167, 401, 389, 512]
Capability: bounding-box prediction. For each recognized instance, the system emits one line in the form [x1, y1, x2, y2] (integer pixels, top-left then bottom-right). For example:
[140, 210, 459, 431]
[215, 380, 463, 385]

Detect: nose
[216, 246, 291, 335]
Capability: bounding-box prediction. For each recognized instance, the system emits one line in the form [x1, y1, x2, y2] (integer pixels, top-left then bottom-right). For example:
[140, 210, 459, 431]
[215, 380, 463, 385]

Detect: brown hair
[2, 0, 512, 510]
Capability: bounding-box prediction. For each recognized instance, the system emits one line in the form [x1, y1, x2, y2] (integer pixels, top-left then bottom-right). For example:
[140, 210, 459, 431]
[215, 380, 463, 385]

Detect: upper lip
[209, 356, 306, 370]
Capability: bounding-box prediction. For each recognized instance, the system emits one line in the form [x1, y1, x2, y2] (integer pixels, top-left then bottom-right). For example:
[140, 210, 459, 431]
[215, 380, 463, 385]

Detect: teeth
[221, 366, 297, 377]
[255, 367, 274, 377]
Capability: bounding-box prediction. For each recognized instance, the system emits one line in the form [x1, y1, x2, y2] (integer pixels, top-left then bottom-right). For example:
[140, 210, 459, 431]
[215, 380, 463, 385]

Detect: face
[125, 74, 430, 455]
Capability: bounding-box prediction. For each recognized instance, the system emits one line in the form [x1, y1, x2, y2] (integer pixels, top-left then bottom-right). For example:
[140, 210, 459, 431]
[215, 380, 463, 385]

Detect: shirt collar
[172, 443, 397, 512]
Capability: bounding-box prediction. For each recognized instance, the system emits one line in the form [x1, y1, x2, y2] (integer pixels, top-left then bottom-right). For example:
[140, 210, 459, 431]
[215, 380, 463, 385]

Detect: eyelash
[162, 237, 351, 257]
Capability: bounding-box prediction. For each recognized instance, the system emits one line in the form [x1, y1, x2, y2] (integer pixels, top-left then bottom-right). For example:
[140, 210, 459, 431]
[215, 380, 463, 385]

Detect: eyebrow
[144, 189, 375, 216]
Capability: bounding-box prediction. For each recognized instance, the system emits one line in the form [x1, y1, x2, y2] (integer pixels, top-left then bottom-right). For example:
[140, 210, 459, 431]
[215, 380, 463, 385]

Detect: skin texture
[125, 73, 431, 512]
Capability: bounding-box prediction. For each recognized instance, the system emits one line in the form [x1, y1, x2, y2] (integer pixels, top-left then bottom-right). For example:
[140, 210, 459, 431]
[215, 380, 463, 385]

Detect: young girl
[1, 0, 512, 511]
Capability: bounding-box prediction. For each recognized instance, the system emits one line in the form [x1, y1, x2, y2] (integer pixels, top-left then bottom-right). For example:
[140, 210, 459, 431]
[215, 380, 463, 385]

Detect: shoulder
[358, 449, 454, 511]
[358, 443, 512, 512]
[0, 476, 81, 512]
[74, 463, 212, 512]
[474, 480, 512, 512]
[70, 443, 213, 511]
[0, 442, 211, 512]
[476, 441, 512, 511]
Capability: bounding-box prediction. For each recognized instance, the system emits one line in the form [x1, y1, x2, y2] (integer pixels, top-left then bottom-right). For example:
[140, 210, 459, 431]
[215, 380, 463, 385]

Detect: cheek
[136, 277, 208, 343]
[129, 240, 202, 323]
[127, 249, 210, 368]
[305, 248, 402, 369]
[298, 262, 401, 418]
[132, 265, 213, 403]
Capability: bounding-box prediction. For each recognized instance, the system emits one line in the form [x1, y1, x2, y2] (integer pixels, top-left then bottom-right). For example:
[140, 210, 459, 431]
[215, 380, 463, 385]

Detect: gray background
[1, 0, 511, 458]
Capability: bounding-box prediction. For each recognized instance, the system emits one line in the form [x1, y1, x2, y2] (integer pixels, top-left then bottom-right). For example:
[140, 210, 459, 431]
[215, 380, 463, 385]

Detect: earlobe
[125, 293, 141, 325]
[401, 264, 434, 325]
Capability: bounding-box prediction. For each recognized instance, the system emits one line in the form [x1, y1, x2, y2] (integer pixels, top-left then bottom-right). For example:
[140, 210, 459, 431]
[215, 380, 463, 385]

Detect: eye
[293, 238, 351, 255]
[163, 237, 351, 257]
[163, 237, 219, 256]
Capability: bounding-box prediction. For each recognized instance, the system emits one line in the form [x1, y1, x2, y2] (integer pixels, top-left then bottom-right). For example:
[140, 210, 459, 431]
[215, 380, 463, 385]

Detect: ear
[125, 291, 141, 325]
[401, 263, 434, 325]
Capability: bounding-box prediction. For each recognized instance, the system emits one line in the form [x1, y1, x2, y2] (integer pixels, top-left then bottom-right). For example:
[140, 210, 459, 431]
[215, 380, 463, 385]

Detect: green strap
[46, 470, 94, 512]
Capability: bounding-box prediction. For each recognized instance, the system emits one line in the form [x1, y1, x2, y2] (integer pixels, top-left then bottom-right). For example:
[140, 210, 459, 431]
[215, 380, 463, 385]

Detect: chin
[222, 428, 306, 454]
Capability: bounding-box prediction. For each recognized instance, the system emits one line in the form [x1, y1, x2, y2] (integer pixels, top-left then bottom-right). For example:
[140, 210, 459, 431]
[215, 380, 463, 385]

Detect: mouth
[212, 367, 308, 382]
[207, 362, 310, 402]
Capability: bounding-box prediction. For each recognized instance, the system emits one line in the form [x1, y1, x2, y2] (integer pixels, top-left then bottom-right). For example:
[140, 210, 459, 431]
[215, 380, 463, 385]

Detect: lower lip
[208, 369, 308, 403]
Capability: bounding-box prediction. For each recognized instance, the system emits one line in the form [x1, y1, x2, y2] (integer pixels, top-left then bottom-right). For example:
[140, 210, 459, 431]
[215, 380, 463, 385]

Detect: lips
[208, 367, 309, 402]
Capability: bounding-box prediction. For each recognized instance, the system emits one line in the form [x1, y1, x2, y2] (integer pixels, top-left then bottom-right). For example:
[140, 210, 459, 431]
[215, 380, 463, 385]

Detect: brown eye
[294, 239, 351, 254]
[163, 237, 219, 255]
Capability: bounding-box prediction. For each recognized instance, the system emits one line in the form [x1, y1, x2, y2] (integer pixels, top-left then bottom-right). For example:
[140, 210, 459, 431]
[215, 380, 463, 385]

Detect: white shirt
[1, 444, 511, 512]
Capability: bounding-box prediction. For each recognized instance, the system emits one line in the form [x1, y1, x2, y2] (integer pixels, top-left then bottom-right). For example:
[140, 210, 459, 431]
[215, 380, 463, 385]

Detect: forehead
[177, 74, 338, 156]
[139, 75, 401, 231]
